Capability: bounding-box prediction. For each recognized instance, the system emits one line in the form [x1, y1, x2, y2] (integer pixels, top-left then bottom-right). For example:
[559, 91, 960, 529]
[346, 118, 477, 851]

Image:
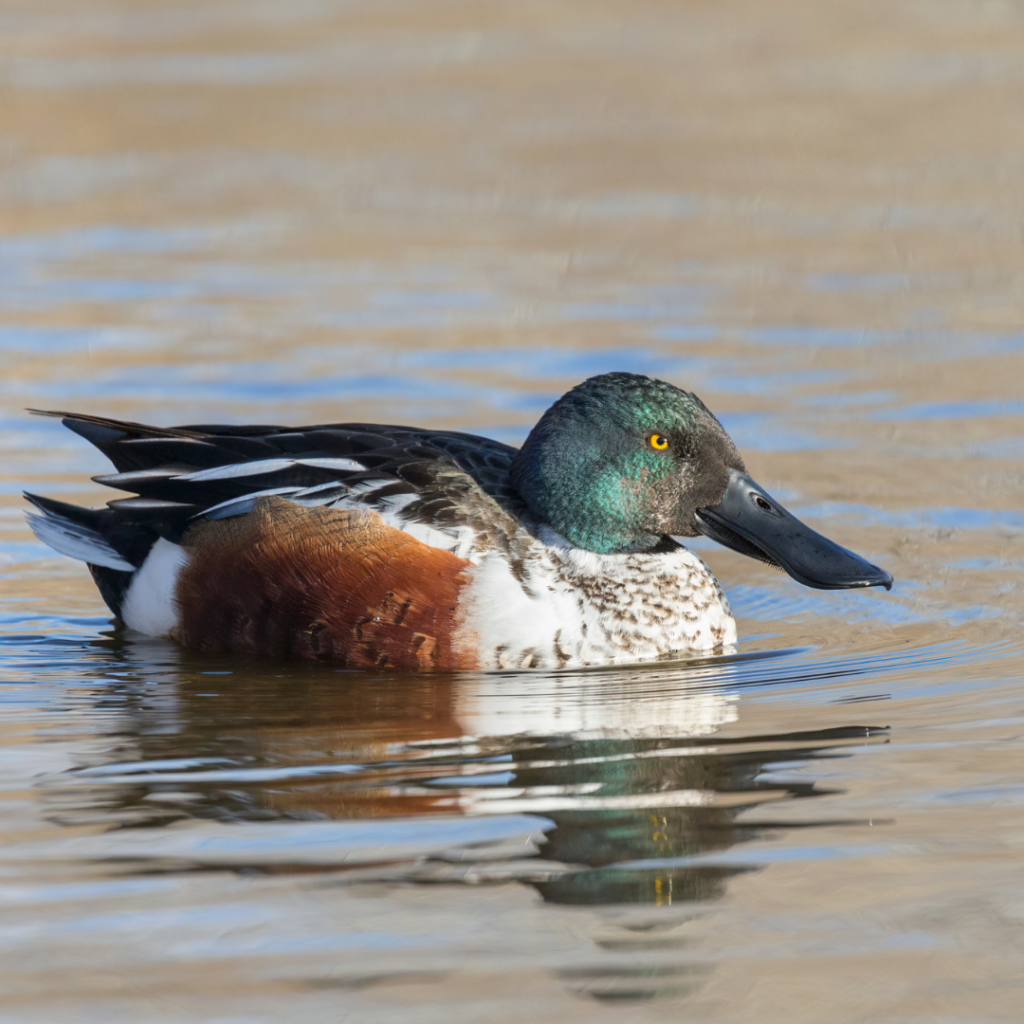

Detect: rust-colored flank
[176, 496, 476, 670]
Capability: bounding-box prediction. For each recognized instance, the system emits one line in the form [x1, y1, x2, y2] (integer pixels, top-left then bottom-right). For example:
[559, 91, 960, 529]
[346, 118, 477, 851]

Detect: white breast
[456, 529, 736, 669]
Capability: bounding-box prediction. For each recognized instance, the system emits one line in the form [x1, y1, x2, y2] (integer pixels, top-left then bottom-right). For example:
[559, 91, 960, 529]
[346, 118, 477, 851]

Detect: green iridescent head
[510, 372, 745, 553]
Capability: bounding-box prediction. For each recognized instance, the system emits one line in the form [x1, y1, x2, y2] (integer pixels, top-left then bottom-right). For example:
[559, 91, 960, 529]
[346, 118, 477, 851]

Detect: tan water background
[2, 2, 1024, 1021]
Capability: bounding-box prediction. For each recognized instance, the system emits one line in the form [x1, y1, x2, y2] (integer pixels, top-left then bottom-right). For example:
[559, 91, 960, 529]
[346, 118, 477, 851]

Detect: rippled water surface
[3, 2, 1024, 1021]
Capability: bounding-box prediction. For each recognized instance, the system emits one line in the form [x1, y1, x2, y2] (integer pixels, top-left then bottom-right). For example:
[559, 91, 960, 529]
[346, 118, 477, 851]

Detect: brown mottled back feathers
[176, 496, 475, 670]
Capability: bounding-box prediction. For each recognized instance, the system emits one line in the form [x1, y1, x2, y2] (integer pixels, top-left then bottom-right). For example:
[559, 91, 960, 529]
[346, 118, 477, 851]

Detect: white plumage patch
[456, 528, 737, 669]
[121, 539, 187, 637]
[181, 456, 365, 482]
[26, 510, 134, 572]
[390, 518, 481, 562]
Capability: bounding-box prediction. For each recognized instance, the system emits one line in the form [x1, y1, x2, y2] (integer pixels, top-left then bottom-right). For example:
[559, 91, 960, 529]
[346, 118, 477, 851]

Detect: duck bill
[692, 469, 893, 591]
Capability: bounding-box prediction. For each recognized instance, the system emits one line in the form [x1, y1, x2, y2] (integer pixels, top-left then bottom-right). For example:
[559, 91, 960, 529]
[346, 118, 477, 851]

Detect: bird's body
[25, 373, 890, 670]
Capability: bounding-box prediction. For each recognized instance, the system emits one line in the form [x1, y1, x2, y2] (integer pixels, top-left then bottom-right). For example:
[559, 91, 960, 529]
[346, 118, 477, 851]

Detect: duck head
[510, 372, 892, 590]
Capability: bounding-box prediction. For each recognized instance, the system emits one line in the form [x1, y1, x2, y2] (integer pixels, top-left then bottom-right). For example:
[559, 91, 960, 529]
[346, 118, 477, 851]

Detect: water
[2, 2, 1024, 1020]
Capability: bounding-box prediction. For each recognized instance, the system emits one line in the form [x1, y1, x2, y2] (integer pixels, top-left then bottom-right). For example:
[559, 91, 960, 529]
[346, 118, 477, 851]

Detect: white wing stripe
[181, 456, 365, 482]
[295, 457, 366, 472]
[292, 481, 346, 497]
[181, 459, 296, 481]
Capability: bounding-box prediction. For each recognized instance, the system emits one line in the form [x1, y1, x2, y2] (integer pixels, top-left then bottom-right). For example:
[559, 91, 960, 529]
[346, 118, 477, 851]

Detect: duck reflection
[63, 633, 885, 909]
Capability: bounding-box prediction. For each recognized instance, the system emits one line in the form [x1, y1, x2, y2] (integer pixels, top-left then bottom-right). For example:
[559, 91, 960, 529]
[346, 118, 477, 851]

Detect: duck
[25, 372, 892, 671]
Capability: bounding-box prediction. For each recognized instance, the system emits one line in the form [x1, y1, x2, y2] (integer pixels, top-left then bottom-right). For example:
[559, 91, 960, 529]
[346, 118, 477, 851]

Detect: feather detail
[25, 510, 135, 572]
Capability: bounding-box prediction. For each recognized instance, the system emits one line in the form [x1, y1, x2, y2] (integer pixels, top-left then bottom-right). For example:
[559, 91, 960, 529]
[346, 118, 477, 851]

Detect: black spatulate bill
[694, 469, 893, 591]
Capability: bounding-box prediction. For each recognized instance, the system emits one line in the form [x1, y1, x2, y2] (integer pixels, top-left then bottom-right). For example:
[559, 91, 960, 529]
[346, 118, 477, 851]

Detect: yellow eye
[649, 433, 669, 450]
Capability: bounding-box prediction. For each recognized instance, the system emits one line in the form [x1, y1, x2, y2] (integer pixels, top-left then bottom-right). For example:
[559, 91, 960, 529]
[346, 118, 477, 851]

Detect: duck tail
[24, 492, 135, 572]
[23, 492, 162, 619]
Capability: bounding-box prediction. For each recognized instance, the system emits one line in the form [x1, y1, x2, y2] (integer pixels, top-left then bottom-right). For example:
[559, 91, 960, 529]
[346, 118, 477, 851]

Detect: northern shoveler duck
[25, 372, 892, 670]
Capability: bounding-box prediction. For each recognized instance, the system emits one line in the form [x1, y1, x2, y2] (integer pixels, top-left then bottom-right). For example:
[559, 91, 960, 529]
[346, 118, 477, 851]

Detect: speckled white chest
[455, 527, 736, 669]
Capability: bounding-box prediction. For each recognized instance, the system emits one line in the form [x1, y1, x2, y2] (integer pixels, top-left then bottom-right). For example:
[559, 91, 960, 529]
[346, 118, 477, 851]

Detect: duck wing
[28, 410, 526, 559]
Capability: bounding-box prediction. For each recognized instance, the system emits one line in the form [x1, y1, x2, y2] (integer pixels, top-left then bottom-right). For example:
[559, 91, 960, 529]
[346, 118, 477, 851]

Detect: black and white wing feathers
[28, 410, 527, 557]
